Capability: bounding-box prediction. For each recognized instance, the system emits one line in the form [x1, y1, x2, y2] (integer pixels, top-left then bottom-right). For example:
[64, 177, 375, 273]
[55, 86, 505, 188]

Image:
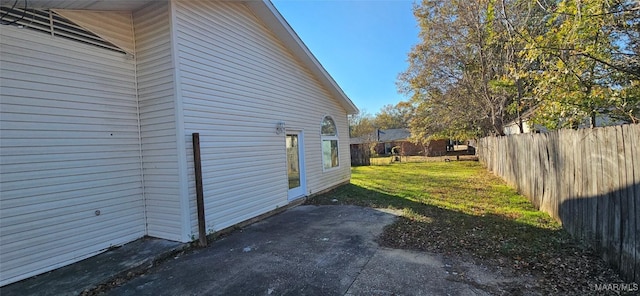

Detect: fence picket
[630, 124, 640, 282]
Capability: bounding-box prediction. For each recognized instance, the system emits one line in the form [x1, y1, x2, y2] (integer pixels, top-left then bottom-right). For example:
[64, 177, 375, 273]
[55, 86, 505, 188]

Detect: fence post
[192, 133, 207, 247]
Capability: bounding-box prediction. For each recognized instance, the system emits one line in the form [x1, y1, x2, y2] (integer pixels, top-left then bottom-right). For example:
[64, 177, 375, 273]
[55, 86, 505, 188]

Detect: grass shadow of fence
[479, 125, 639, 284]
[559, 183, 639, 283]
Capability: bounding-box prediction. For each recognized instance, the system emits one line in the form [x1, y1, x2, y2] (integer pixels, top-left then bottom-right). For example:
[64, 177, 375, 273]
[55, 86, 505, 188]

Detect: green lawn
[353, 161, 558, 228]
[307, 161, 625, 294]
[308, 161, 565, 258]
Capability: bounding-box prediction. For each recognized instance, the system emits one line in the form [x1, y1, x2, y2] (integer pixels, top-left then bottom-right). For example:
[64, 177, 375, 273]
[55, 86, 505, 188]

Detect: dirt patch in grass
[306, 162, 631, 295]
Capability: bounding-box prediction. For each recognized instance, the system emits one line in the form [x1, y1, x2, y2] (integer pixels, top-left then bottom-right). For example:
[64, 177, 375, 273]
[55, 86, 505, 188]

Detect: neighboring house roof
[503, 106, 537, 127]
[503, 107, 545, 135]
[24, 0, 359, 115]
[350, 128, 411, 144]
[377, 128, 411, 142]
[350, 136, 368, 145]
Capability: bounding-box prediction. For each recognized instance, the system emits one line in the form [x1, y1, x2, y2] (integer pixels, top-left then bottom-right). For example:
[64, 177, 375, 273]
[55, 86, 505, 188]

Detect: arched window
[321, 116, 339, 169]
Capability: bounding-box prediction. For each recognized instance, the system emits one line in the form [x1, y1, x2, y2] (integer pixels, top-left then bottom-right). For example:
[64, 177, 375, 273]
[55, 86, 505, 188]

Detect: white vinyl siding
[172, 1, 350, 237]
[0, 23, 144, 286]
[134, 1, 185, 242]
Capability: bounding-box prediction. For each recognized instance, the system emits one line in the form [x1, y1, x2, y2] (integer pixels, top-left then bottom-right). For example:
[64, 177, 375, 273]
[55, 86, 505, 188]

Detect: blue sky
[272, 0, 420, 115]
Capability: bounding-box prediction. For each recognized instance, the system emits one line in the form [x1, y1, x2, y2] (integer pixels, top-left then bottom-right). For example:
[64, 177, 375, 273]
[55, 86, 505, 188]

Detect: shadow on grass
[306, 183, 628, 295]
[307, 183, 570, 259]
[560, 187, 639, 284]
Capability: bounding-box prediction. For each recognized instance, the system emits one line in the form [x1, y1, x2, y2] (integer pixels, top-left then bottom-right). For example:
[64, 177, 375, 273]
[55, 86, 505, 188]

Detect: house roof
[350, 128, 411, 144]
[350, 137, 367, 145]
[377, 128, 411, 142]
[22, 0, 359, 115]
[503, 105, 538, 127]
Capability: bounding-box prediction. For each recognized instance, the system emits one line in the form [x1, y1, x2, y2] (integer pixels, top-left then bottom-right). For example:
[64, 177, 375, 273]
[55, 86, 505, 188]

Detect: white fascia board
[245, 0, 359, 115]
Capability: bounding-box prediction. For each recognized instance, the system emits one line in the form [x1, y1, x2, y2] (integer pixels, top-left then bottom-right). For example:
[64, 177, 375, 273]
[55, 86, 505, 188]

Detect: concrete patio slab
[105, 206, 522, 295]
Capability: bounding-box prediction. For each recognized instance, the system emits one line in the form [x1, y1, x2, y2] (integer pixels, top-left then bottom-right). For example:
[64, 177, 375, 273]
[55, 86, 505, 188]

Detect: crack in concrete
[343, 246, 380, 296]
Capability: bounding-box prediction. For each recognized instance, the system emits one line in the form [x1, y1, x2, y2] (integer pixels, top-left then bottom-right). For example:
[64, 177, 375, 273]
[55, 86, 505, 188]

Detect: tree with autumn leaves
[396, 0, 639, 142]
[521, 0, 640, 129]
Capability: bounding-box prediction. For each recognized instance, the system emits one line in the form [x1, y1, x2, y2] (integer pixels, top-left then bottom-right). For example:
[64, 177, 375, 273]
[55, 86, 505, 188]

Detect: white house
[0, 0, 358, 286]
[503, 114, 626, 135]
[502, 105, 631, 135]
[503, 119, 546, 135]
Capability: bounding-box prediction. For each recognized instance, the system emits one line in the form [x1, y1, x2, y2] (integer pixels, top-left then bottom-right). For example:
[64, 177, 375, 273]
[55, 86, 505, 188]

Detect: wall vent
[0, 6, 126, 54]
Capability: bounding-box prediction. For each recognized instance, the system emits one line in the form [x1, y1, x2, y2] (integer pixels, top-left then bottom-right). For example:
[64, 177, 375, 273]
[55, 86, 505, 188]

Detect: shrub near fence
[478, 124, 640, 283]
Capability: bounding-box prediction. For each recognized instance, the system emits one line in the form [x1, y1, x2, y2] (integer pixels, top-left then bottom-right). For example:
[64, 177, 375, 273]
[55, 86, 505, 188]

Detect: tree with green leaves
[515, 0, 640, 127]
[400, 0, 639, 138]
[348, 110, 378, 159]
[349, 110, 376, 138]
[373, 101, 414, 129]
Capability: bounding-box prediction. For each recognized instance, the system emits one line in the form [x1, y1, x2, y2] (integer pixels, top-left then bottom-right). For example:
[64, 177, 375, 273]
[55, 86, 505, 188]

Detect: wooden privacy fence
[350, 144, 371, 166]
[477, 124, 639, 282]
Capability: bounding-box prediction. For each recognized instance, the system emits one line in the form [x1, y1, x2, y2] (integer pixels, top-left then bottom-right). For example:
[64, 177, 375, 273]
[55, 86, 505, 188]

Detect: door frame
[286, 130, 306, 200]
